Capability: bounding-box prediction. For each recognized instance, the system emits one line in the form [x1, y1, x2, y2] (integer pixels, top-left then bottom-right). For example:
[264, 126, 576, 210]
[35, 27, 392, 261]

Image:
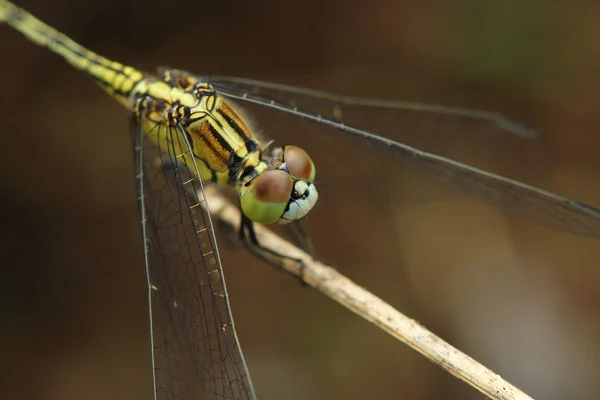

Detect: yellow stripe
[0, 0, 145, 108]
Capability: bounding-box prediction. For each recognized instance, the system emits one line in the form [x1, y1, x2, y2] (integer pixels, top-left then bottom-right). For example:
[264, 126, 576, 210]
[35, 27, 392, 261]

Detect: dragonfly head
[240, 145, 318, 225]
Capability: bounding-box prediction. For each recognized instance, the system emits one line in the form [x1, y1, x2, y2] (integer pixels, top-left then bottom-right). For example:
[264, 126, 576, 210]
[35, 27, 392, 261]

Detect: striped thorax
[132, 70, 319, 225]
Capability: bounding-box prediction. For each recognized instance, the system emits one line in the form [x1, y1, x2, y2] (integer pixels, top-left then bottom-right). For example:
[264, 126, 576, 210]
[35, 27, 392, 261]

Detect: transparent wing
[133, 114, 256, 400]
[206, 77, 600, 240]
[206, 76, 552, 183]
[206, 76, 537, 137]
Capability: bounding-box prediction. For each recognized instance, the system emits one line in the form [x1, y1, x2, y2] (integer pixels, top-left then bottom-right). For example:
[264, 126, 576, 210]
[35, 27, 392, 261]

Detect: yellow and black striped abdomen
[0, 0, 144, 108]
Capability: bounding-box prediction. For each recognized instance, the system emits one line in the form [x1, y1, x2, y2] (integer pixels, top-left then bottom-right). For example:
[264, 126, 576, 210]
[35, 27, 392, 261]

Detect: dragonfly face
[240, 144, 318, 225]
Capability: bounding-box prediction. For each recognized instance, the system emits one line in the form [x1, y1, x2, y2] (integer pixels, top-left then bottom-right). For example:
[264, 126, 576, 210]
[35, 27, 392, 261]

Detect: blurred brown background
[1, 1, 600, 399]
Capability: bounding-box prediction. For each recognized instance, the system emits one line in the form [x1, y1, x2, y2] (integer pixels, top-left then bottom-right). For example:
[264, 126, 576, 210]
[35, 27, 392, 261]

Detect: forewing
[206, 78, 600, 240]
[207, 76, 549, 183]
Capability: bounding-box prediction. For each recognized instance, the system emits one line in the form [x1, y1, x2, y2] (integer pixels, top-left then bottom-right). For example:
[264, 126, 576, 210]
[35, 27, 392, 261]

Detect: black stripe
[97, 74, 143, 98]
[96, 79, 128, 98]
[206, 122, 235, 155]
[116, 75, 144, 97]
[245, 139, 259, 153]
[217, 108, 251, 141]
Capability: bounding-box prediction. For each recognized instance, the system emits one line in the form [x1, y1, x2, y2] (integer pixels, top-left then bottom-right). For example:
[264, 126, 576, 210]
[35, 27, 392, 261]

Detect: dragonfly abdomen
[0, 0, 144, 108]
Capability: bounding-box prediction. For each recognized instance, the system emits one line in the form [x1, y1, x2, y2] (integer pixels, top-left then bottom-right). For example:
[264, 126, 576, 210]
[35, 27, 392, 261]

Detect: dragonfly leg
[239, 212, 309, 285]
[283, 221, 337, 270]
[282, 220, 316, 257]
[217, 217, 244, 250]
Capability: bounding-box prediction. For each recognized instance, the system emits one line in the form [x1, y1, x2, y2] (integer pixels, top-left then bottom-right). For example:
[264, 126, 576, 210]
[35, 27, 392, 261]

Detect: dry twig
[203, 186, 535, 400]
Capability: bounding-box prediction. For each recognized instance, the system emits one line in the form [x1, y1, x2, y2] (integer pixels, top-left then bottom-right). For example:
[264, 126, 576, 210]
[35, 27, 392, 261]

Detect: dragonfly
[3, 1, 600, 400]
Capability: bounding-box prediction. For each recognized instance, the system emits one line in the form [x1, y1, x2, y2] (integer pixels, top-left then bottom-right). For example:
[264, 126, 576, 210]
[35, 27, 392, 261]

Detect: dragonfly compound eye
[240, 170, 293, 224]
[282, 145, 316, 182]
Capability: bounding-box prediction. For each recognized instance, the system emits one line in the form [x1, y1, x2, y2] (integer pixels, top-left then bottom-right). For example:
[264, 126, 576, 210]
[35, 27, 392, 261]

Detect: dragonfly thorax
[135, 70, 320, 226]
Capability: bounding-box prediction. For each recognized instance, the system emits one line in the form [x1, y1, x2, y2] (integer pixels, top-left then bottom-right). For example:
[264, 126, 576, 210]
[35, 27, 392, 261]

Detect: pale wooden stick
[203, 186, 534, 400]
